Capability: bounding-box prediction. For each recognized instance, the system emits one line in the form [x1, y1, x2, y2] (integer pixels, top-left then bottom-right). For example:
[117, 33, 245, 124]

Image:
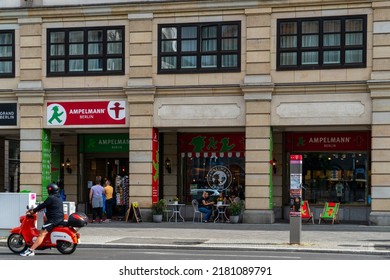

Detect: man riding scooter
[20, 183, 64, 257]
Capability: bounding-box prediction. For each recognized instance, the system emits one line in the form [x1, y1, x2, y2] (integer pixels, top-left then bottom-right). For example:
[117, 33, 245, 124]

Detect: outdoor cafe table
[213, 203, 230, 223]
[167, 203, 185, 222]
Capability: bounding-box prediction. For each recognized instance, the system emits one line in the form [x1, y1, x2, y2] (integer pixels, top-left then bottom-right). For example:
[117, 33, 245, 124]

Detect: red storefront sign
[286, 131, 370, 152]
[46, 101, 126, 126]
[179, 133, 245, 157]
[152, 128, 159, 204]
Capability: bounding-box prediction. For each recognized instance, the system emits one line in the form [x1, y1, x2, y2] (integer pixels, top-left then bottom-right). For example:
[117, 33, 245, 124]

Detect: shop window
[179, 133, 246, 203]
[158, 22, 241, 73]
[277, 15, 366, 70]
[47, 26, 124, 76]
[300, 153, 369, 205]
[181, 154, 245, 203]
[0, 30, 15, 78]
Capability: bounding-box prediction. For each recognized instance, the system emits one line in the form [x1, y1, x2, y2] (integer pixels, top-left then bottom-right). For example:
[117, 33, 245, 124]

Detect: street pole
[289, 154, 302, 244]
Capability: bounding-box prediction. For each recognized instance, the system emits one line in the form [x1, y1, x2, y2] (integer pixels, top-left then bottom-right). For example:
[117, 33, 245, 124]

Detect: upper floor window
[0, 30, 15, 78]
[47, 26, 124, 76]
[158, 22, 241, 73]
[277, 15, 366, 70]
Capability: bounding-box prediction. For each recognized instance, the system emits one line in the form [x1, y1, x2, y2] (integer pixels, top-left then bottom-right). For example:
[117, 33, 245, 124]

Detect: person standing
[89, 177, 105, 223]
[104, 179, 114, 222]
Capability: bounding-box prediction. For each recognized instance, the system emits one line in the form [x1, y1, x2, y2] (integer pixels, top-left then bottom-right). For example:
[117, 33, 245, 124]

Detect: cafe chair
[301, 200, 314, 224]
[192, 199, 203, 223]
[162, 199, 171, 222]
[318, 202, 340, 224]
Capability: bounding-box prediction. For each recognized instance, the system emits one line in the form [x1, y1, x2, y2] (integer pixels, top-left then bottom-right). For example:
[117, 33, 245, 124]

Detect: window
[158, 22, 240, 73]
[277, 15, 366, 70]
[299, 152, 369, 205]
[47, 26, 124, 76]
[0, 30, 15, 78]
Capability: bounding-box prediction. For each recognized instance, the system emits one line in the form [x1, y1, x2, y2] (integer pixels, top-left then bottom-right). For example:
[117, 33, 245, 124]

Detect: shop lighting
[65, 158, 72, 174]
[165, 158, 172, 174]
[270, 158, 277, 174]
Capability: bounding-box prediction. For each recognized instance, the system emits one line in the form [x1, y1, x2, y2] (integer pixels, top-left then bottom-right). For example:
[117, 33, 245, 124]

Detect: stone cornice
[156, 85, 242, 97]
[368, 79, 390, 98]
[274, 81, 369, 95]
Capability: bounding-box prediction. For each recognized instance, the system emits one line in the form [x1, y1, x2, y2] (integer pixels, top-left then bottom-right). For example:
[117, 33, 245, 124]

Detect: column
[16, 17, 44, 197]
[242, 84, 274, 224]
[368, 2, 390, 225]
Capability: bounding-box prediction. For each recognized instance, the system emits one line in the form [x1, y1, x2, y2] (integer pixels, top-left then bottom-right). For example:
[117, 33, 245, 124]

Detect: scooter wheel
[56, 241, 77, 254]
[7, 233, 27, 254]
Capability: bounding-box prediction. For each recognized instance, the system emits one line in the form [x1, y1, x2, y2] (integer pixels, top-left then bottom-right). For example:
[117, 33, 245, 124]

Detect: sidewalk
[2, 221, 389, 255]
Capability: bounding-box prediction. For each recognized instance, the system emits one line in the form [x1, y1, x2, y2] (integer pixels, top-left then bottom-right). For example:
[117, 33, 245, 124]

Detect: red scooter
[7, 210, 88, 255]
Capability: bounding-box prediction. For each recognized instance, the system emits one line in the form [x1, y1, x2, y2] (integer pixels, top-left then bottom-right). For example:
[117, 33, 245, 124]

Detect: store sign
[207, 165, 232, 192]
[46, 101, 126, 126]
[79, 134, 129, 153]
[180, 133, 245, 157]
[286, 131, 370, 152]
[152, 128, 159, 204]
[42, 129, 51, 201]
[0, 103, 17, 126]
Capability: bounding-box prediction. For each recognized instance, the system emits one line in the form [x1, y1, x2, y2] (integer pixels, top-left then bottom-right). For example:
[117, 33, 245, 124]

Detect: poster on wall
[46, 100, 126, 126]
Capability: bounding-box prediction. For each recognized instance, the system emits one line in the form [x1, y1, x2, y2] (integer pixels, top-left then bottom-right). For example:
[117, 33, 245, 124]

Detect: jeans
[198, 206, 212, 221]
[92, 207, 103, 221]
[105, 198, 115, 219]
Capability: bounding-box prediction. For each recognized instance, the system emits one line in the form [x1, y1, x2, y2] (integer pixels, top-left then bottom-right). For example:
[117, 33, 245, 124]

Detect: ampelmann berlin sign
[0, 103, 17, 126]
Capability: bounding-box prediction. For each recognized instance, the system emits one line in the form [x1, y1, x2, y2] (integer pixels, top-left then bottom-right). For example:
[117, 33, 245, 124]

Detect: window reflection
[300, 153, 369, 205]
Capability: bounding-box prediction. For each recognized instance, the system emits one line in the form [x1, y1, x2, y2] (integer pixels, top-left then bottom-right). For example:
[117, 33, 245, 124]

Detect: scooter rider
[20, 183, 64, 257]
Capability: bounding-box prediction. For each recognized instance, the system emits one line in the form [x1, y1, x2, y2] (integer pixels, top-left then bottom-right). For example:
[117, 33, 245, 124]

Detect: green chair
[318, 202, 340, 224]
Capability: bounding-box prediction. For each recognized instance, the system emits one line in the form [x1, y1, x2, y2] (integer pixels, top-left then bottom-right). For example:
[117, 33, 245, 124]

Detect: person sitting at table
[198, 191, 214, 223]
[228, 191, 240, 204]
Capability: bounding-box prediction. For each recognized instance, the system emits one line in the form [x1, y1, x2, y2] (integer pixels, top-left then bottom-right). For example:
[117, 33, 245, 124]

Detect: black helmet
[47, 183, 59, 195]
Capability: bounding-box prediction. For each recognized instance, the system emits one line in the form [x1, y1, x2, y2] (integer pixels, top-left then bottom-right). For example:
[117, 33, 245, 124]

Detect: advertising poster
[289, 154, 302, 217]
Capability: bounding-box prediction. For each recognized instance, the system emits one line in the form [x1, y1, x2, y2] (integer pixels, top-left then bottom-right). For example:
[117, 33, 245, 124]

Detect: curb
[3, 239, 389, 256]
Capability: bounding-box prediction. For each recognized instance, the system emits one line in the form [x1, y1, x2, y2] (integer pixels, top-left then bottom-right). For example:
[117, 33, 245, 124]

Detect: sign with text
[79, 134, 129, 153]
[285, 131, 370, 152]
[180, 133, 245, 153]
[46, 101, 126, 126]
[0, 103, 17, 126]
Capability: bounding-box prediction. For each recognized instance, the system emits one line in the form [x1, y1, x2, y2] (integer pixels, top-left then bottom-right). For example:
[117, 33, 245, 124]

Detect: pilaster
[16, 90, 45, 198]
[125, 86, 156, 209]
[241, 82, 275, 223]
[368, 80, 390, 225]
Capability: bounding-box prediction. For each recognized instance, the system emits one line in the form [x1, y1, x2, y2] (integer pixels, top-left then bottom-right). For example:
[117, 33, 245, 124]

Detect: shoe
[203, 220, 208, 223]
[20, 248, 35, 257]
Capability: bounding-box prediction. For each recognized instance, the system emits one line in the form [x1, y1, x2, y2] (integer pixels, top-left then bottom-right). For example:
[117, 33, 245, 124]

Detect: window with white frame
[277, 15, 366, 70]
[0, 30, 14, 78]
[47, 26, 124, 76]
[158, 22, 241, 73]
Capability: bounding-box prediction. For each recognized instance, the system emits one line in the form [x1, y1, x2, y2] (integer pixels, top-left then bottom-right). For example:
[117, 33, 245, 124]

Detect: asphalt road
[0, 247, 388, 260]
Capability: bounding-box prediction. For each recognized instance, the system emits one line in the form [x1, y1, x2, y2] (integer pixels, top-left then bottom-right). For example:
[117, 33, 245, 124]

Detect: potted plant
[172, 196, 179, 205]
[152, 199, 166, 222]
[228, 201, 244, 223]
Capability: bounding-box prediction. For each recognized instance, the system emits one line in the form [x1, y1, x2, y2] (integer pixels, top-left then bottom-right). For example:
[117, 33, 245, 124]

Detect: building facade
[0, 0, 389, 225]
